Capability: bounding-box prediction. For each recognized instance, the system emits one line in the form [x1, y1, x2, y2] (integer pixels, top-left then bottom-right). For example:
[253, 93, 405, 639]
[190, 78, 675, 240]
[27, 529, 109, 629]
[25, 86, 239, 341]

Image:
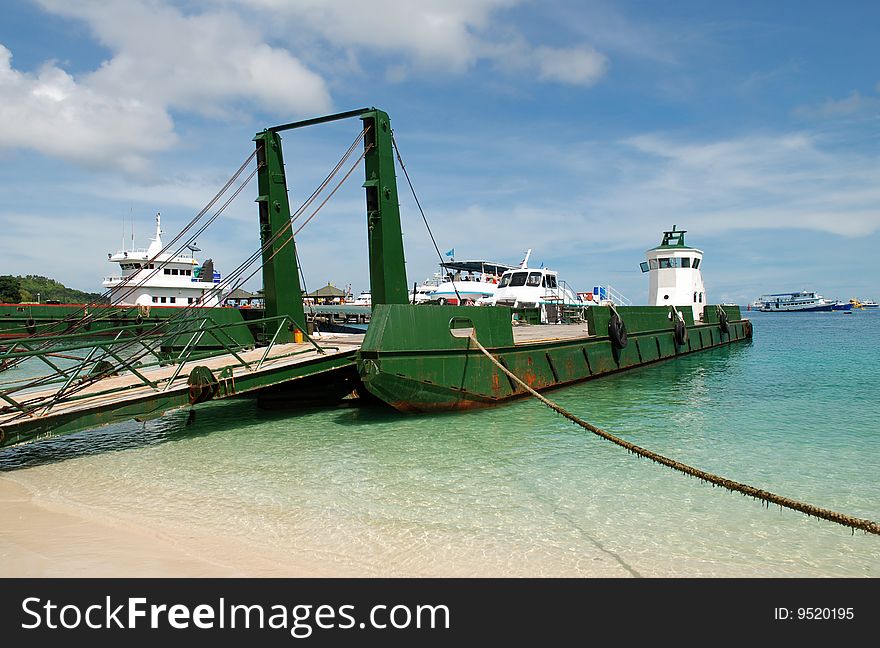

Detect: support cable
[468, 332, 880, 536]
[391, 134, 461, 304]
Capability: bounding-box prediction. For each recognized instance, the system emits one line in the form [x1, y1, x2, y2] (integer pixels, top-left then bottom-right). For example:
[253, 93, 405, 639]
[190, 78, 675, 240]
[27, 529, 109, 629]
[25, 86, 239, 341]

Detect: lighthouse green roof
[650, 225, 693, 250]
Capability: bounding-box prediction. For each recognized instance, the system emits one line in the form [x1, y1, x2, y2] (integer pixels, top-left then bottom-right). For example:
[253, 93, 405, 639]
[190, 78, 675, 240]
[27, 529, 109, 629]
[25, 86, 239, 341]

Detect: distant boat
[756, 291, 834, 312]
[409, 272, 442, 304]
[350, 291, 372, 306]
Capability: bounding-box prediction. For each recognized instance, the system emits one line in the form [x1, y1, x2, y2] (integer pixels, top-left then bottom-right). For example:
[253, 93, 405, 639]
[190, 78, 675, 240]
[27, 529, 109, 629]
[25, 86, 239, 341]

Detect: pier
[0, 326, 364, 448]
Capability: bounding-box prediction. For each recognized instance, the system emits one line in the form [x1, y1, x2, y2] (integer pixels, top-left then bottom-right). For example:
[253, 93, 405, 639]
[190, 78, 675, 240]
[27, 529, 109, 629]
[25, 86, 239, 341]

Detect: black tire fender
[608, 313, 628, 350]
[674, 318, 688, 346]
[718, 309, 730, 335]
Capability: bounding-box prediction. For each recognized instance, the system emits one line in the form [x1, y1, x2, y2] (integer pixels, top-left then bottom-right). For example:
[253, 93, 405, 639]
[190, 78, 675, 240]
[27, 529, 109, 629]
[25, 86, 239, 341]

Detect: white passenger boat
[427, 259, 517, 305]
[103, 213, 222, 307]
[755, 291, 834, 312]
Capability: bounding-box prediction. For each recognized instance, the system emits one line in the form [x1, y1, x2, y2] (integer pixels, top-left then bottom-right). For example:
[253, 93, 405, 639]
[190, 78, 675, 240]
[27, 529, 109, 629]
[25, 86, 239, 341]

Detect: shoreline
[0, 474, 336, 578]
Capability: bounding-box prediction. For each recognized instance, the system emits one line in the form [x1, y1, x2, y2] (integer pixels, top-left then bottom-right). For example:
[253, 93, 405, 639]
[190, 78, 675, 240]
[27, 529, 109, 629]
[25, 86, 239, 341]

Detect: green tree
[0, 275, 22, 303]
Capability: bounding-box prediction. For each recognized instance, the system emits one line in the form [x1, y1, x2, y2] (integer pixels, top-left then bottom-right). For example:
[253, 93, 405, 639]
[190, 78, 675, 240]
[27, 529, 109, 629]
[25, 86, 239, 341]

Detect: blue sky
[1, 0, 878, 305]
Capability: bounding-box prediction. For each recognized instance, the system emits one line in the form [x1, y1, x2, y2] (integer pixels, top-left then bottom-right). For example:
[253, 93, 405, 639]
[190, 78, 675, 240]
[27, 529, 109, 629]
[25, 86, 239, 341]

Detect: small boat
[854, 298, 878, 309]
[486, 253, 629, 322]
[409, 272, 442, 304]
[350, 291, 372, 306]
[755, 291, 835, 312]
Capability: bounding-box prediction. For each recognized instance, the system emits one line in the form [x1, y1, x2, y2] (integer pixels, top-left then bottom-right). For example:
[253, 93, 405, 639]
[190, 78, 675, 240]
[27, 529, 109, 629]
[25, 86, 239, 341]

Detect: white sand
[0, 475, 330, 577]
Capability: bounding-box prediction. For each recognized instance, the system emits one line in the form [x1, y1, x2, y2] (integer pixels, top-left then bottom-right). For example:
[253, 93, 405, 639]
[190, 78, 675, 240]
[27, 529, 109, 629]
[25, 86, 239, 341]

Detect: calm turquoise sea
[2, 310, 879, 576]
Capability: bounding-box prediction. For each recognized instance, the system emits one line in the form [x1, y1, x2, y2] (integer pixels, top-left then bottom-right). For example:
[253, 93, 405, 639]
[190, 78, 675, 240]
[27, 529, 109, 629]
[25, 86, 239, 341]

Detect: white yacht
[350, 291, 372, 306]
[490, 250, 585, 313]
[103, 213, 222, 307]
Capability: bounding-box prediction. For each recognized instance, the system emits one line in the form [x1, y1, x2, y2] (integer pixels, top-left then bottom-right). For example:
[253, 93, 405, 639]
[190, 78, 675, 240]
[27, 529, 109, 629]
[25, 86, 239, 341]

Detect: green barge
[256, 107, 752, 412]
[359, 302, 749, 411]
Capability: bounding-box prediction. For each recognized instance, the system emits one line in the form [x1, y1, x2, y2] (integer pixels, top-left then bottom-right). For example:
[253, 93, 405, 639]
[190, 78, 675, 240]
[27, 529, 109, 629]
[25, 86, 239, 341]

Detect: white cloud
[0, 0, 332, 170]
[534, 45, 608, 86]
[0, 45, 174, 173]
[37, 0, 331, 116]
[228, 0, 516, 73]
[793, 90, 878, 119]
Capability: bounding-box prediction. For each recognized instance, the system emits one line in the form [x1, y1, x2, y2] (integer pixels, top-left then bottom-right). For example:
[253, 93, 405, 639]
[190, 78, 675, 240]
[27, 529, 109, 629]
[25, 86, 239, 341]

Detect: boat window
[160, 297, 167, 303]
[499, 274, 512, 288]
[640, 262, 649, 273]
[164, 269, 170, 274]
[152, 297, 158, 303]
[546, 275, 557, 289]
[648, 259, 659, 270]
[188, 298, 194, 304]
[185, 270, 191, 276]
[510, 272, 528, 287]
[170, 297, 176, 303]
[681, 258, 691, 268]
[692, 258, 701, 270]
[171, 269, 179, 275]
[527, 272, 542, 287]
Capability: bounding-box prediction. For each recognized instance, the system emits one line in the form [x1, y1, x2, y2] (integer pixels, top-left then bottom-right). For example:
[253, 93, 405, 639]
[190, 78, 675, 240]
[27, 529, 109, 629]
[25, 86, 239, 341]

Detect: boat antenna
[520, 249, 532, 269]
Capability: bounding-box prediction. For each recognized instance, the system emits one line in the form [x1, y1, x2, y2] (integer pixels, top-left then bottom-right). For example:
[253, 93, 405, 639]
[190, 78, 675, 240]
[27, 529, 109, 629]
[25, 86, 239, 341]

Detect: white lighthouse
[640, 226, 707, 321]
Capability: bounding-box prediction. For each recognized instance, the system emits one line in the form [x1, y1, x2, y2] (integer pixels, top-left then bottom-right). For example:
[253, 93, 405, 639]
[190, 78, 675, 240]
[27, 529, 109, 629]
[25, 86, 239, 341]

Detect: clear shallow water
[2, 311, 879, 577]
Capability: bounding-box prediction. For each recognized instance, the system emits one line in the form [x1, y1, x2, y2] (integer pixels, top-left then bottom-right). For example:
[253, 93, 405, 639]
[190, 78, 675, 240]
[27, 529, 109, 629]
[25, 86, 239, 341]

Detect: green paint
[357, 303, 752, 412]
[254, 130, 305, 341]
[360, 109, 409, 305]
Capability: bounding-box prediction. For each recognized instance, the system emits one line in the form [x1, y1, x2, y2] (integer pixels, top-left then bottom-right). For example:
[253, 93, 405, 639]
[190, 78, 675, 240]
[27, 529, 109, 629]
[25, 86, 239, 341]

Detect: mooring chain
[468, 332, 880, 536]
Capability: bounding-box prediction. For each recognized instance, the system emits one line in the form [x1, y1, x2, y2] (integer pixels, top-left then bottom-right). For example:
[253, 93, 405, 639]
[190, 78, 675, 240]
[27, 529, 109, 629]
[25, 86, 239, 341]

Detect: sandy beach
[0, 474, 339, 578]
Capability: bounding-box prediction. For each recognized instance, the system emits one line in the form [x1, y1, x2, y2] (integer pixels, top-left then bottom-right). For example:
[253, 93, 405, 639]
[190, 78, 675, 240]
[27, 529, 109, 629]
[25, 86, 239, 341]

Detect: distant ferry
[757, 291, 834, 312]
[103, 213, 222, 307]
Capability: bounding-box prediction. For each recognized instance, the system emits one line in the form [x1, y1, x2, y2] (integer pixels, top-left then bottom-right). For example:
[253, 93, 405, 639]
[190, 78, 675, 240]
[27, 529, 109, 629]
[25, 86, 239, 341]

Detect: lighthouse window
[640, 262, 649, 273]
[648, 259, 659, 270]
[659, 258, 670, 268]
[681, 258, 691, 268]
[692, 258, 701, 270]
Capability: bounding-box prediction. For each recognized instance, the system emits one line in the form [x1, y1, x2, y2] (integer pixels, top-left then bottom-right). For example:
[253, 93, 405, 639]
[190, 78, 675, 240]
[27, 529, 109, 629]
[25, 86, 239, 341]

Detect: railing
[0, 313, 330, 420]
